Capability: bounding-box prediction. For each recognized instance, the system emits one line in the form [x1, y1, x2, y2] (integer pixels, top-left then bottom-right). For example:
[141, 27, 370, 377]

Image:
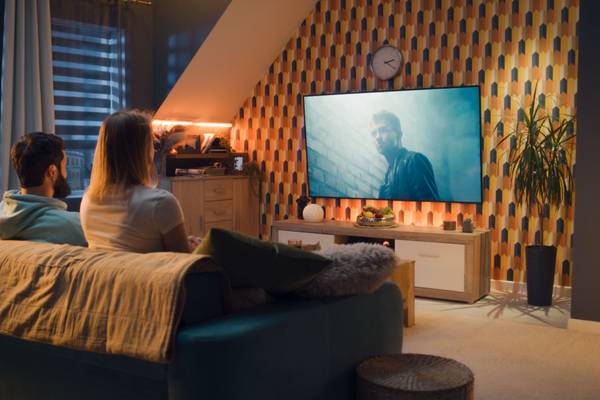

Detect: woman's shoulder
[131, 186, 178, 204]
[81, 186, 179, 212]
[133, 187, 183, 226]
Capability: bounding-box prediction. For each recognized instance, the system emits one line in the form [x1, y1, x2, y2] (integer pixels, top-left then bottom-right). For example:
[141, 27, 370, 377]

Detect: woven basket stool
[356, 354, 474, 400]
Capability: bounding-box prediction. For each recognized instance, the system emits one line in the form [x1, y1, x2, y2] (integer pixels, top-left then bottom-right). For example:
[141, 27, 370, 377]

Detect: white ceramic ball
[302, 204, 324, 222]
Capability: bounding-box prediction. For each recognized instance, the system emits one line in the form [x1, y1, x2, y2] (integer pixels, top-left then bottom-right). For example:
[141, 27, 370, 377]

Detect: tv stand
[271, 219, 491, 303]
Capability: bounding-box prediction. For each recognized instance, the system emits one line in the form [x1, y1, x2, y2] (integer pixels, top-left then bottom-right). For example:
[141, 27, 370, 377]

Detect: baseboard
[491, 280, 572, 298]
[568, 318, 600, 335]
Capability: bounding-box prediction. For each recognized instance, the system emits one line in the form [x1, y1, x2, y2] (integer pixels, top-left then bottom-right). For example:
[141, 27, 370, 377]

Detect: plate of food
[356, 206, 397, 228]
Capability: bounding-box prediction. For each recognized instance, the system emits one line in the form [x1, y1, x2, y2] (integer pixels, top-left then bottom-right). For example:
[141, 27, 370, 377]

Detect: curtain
[0, 0, 4, 90]
[0, 0, 55, 192]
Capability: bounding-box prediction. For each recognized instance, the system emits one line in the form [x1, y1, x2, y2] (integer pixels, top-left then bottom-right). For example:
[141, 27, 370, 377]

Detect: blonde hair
[87, 110, 156, 201]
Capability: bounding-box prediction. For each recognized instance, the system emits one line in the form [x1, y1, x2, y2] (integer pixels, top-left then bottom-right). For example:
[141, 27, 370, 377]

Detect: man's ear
[46, 164, 58, 181]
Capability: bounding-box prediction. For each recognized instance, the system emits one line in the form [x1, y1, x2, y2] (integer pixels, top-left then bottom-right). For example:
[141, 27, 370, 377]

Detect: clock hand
[383, 59, 396, 64]
[387, 63, 397, 70]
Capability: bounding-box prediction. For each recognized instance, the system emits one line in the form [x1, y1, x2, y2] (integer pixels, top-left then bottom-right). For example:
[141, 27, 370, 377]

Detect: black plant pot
[525, 245, 557, 306]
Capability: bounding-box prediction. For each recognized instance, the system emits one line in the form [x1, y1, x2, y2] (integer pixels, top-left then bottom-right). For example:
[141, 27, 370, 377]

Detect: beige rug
[404, 298, 600, 400]
[416, 288, 572, 329]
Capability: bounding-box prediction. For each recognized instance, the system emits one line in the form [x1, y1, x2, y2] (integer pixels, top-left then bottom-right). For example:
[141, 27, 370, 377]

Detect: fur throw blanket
[295, 243, 396, 297]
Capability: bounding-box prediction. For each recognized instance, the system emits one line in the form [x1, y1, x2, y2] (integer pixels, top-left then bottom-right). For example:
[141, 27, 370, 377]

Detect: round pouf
[302, 204, 324, 222]
[356, 354, 474, 400]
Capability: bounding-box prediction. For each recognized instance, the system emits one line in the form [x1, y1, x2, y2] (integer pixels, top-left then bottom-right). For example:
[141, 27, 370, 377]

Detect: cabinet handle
[213, 187, 225, 193]
[418, 253, 440, 259]
[199, 215, 204, 230]
[212, 210, 226, 216]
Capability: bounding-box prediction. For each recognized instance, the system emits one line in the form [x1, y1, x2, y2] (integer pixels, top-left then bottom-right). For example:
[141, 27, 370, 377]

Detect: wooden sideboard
[271, 219, 491, 303]
[159, 175, 259, 238]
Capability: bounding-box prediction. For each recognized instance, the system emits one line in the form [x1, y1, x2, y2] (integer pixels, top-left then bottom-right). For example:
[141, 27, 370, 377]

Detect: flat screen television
[303, 86, 482, 203]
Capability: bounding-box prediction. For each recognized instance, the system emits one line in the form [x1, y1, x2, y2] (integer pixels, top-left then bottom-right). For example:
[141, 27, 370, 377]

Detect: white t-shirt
[81, 185, 184, 253]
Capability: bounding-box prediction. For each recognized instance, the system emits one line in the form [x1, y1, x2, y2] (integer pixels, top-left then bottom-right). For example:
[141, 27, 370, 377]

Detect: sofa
[0, 244, 403, 400]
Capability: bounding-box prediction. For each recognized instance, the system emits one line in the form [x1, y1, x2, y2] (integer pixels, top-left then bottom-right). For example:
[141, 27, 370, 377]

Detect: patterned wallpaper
[231, 0, 579, 286]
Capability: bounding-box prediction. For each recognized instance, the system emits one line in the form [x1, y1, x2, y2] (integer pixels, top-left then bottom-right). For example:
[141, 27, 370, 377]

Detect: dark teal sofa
[0, 271, 403, 400]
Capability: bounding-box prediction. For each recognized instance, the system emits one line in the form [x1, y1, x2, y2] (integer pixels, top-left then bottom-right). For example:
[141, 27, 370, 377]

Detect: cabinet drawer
[276, 230, 335, 249]
[395, 239, 465, 292]
[204, 200, 233, 222]
[204, 180, 233, 201]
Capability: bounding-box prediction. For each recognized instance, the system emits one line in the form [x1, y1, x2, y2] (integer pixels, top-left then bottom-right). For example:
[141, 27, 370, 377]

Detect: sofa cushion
[194, 228, 330, 294]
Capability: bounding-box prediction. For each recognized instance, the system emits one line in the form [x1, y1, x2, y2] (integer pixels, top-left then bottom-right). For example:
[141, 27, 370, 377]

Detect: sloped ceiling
[152, 0, 231, 109]
[154, 0, 316, 122]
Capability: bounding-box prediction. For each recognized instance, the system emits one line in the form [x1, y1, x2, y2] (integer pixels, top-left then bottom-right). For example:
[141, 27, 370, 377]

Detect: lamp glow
[152, 119, 232, 128]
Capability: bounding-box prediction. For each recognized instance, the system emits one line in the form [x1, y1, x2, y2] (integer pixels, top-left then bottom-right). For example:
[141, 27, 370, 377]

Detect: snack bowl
[356, 214, 396, 227]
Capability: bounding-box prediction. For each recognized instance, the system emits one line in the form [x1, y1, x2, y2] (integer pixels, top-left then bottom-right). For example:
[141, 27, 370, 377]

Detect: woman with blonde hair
[81, 110, 190, 253]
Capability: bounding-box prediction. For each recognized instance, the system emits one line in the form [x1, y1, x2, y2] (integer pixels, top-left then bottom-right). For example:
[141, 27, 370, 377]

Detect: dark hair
[372, 110, 403, 139]
[11, 132, 65, 188]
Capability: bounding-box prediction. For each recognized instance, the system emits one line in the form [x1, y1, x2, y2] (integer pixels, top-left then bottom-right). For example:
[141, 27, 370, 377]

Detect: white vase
[302, 204, 324, 222]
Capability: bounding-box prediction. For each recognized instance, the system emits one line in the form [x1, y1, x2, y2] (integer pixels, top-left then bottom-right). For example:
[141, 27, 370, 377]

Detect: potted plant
[245, 161, 263, 197]
[245, 161, 264, 236]
[496, 84, 575, 306]
[152, 124, 186, 176]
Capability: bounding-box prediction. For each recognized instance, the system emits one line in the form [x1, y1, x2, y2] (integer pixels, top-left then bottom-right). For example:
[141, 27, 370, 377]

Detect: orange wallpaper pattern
[231, 0, 579, 285]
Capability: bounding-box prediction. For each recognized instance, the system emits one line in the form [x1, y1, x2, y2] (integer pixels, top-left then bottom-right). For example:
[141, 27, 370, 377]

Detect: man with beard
[370, 111, 439, 201]
[0, 132, 86, 245]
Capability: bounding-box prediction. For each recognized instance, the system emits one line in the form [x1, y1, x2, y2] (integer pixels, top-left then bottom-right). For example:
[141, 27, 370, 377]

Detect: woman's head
[87, 110, 155, 200]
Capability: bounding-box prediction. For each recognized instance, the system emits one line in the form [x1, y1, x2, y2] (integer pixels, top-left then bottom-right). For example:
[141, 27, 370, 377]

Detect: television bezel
[302, 85, 484, 205]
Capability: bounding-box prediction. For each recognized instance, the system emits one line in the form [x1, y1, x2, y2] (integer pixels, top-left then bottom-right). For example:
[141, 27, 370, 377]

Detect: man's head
[11, 132, 71, 198]
[370, 111, 403, 157]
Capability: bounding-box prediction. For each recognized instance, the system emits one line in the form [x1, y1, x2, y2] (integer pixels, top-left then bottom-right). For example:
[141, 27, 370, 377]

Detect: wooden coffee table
[390, 259, 415, 327]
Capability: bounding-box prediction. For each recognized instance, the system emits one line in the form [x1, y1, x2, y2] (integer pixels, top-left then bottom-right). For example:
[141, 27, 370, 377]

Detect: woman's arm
[162, 223, 191, 253]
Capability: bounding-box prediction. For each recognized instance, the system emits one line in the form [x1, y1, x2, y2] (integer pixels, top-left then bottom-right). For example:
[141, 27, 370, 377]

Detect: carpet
[404, 300, 600, 400]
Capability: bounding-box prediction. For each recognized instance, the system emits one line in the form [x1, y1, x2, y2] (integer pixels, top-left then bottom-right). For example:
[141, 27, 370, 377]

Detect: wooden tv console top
[271, 219, 485, 242]
[271, 219, 491, 303]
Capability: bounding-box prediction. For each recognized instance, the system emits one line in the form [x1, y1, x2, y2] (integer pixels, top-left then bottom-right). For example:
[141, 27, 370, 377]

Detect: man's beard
[53, 172, 71, 198]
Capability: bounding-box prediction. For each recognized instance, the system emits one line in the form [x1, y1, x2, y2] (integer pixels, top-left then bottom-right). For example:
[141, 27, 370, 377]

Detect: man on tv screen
[370, 111, 439, 201]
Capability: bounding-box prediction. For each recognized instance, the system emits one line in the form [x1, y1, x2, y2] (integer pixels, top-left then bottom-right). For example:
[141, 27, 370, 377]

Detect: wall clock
[370, 45, 403, 80]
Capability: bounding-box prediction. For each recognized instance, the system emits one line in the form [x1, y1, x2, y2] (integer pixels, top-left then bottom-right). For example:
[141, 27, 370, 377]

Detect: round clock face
[371, 45, 403, 80]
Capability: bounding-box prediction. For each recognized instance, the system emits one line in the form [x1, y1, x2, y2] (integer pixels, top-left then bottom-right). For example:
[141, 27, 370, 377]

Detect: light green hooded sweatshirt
[0, 190, 87, 246]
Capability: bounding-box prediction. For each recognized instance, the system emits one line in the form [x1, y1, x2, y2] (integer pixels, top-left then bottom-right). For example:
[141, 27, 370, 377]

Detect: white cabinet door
[276, 230, 335, 249]
[395, 239, 465, 292]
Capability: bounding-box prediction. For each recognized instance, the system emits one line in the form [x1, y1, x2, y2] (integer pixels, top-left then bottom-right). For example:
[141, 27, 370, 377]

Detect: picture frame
[229, 152, 249, 175]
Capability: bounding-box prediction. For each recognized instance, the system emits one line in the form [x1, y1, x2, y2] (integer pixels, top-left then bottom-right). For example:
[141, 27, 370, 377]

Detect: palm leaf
[493, 82, 576, 245]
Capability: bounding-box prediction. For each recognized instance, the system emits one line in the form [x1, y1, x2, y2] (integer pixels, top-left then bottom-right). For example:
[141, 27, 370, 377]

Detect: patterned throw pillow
[194, 228, 331, 294]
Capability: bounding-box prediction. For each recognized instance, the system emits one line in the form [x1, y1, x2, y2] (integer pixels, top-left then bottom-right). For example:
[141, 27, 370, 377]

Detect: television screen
[303, 86, 482, 203]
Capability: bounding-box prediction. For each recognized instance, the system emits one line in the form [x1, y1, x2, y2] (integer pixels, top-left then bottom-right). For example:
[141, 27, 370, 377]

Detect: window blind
[51, 17, 126, 193]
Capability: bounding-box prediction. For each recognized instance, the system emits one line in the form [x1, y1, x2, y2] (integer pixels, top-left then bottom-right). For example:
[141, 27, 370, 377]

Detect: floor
[415, 286, 572, 329]
[402, 289, 600, 400]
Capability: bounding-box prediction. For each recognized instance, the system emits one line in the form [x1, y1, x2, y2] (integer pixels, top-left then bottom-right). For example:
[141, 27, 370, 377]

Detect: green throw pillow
[194, 228, 331, 294]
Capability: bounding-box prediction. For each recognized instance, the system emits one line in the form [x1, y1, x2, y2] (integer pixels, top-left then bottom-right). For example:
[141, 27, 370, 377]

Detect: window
[51, 18, 126, 194]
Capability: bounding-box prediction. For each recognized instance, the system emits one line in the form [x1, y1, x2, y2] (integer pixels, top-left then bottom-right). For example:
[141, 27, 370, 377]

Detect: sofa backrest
[0, 240, 227, 362]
